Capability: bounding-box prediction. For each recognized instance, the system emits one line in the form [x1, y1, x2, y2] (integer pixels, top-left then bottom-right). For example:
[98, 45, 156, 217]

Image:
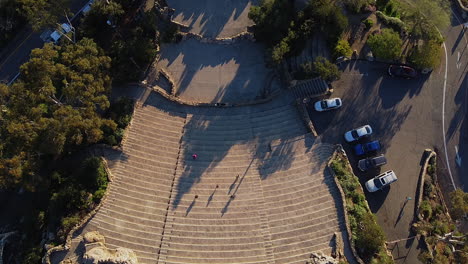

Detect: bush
[334, 39, 353, 59]
[300, 57, 340, 82]
[93, 189, 106, 203]
[60, 215, 80, 239]
[80, 157, 108, 191]
[367, 28, 402, 61]
[355, 213, 386, 259]
[376, 11, 406, 33]
[420, 200, 432, 220]
[449, 189, 468, 220]
[409, 40, 442, 70]
[423, 178, 433, 197]
[344, 0, 370, 13]
[363, 18, 374, 29]
[304, 0, 348, 43]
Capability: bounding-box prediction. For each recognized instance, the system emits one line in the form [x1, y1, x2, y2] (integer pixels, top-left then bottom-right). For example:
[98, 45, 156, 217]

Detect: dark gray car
[358, 155, 387, 171]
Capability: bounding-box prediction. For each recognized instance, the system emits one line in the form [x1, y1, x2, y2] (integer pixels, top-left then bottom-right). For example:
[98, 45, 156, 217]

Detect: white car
[314, 98, 342, 112]
[344, 125, 372, 142]
[365, 170, 398, 192]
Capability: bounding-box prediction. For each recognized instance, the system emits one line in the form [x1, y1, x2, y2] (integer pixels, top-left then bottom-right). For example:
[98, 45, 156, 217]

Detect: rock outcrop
[81, 232, 138, 264]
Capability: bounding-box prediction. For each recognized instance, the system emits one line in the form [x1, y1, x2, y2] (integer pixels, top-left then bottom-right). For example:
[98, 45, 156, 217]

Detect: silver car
[365, 170, 398, 192]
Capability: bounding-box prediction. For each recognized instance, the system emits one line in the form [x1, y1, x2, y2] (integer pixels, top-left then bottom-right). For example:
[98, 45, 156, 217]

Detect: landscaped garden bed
[329, 149, 393, 264]
[413, 153, 468, 263]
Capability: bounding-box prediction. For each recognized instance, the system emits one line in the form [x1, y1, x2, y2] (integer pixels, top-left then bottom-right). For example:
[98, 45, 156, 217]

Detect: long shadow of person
[185, 195, 198, 216]
[206, 185, 219, 207]
[228, 175, 239, 194]
[221, 195, 235, 217]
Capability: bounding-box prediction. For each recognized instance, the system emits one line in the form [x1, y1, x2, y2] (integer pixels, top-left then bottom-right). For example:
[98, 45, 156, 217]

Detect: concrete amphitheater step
[163, 254, 269, 264]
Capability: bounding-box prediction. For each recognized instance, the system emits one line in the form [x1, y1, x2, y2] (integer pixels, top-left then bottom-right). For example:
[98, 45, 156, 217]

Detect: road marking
[0, 31, 33, 70]
[455, 145, 462, 167]
[457, 51, 461, 69]
[442, 42, 457, 189]
[7, 73, 20, 86]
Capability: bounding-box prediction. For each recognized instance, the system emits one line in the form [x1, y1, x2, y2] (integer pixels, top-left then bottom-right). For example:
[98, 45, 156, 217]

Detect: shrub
[423, 178, 433, 197]
[61, 215, 80, 235]
[344, 0, 370, 13]
[80, 157, 108, 191]
[302, 56, 340, 82]
[331, 159, 348, 177]
[355, 213, 386, 259]
[420, 200, 432, 220]
[432, 220, 450, 235]
[363, 18, 374, 29]
[93, 189, 106, 203]
[376, 11, 406, 33]
[334, 39, 353, 59]
[304, 0, 348, 43]
[409, 40, 442, 70]
[418, 251, 433, 263]
[449, 189, 468, 220]
[367, 28, 402, 61]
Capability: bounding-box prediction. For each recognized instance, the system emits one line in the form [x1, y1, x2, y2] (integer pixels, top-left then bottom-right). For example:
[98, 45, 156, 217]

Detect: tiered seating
[159, 102, 319, 264]
[62, 92, 347, 264]
[260, 141, 344, 264]
[81, 105, 187, 264]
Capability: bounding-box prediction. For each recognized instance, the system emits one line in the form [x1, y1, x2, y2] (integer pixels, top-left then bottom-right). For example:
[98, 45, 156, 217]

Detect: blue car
[354, 140, 381, 156]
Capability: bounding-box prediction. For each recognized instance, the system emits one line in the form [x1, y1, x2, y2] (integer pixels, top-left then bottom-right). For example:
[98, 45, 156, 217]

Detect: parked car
[40, 23, 72, 43]
[358, 155, 387, 171]
[365, 170, 398, 192]
[314, 98, 342, 112]
[388, 65, 418, 79]
[344, 125, 373, 142]
[354, 140, 381, 156]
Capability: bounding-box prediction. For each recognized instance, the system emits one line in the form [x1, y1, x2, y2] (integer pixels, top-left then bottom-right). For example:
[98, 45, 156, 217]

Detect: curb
[328, 145, 395, 264]
[139, 81, 283, 108]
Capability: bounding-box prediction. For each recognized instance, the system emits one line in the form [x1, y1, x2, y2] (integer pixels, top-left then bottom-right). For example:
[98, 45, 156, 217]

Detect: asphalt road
[0, 0, 91, 84]
[308, 60, 443, 263]
[438, 7, 468, 192]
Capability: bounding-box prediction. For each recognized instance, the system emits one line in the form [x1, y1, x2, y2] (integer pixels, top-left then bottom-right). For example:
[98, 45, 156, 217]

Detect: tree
[0, 38, 116, 189]
[17, 0, 71, 31]
[449, 189, 468, 220]
[248, 0, 294, 46]
[367, 28, 402, 60]
[302, 56, 341, 82]
[355, 213, 386, 258]
[409, 40, 442, 69]
[79, 1, 124, 48]
[334, 39, 353, 59]
[304, 0, 348, 43]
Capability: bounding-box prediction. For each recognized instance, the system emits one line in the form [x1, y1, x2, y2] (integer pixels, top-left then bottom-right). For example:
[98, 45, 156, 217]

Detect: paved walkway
[157, 39, 278, 103]
[168, 0, 258, 38]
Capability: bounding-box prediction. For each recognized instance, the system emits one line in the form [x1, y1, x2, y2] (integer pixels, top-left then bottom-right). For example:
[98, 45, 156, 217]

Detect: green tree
[304, 0, 348, 43]
[334, 39, 353, 59]
[79, 1, 125, 48]
[409, 40, 442, 69]
[449, 189, 468, 220]
[355, 213, 386, 259]
[0, 38, 116, 189]
[308, 56, 341, 82]
[367, 28, 402, 60]
[248, 0, 294, 46]
[17, 0, 70, 31]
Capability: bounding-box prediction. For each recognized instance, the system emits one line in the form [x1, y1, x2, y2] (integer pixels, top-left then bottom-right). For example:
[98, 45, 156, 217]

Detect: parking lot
[308, 60, 442, 262]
